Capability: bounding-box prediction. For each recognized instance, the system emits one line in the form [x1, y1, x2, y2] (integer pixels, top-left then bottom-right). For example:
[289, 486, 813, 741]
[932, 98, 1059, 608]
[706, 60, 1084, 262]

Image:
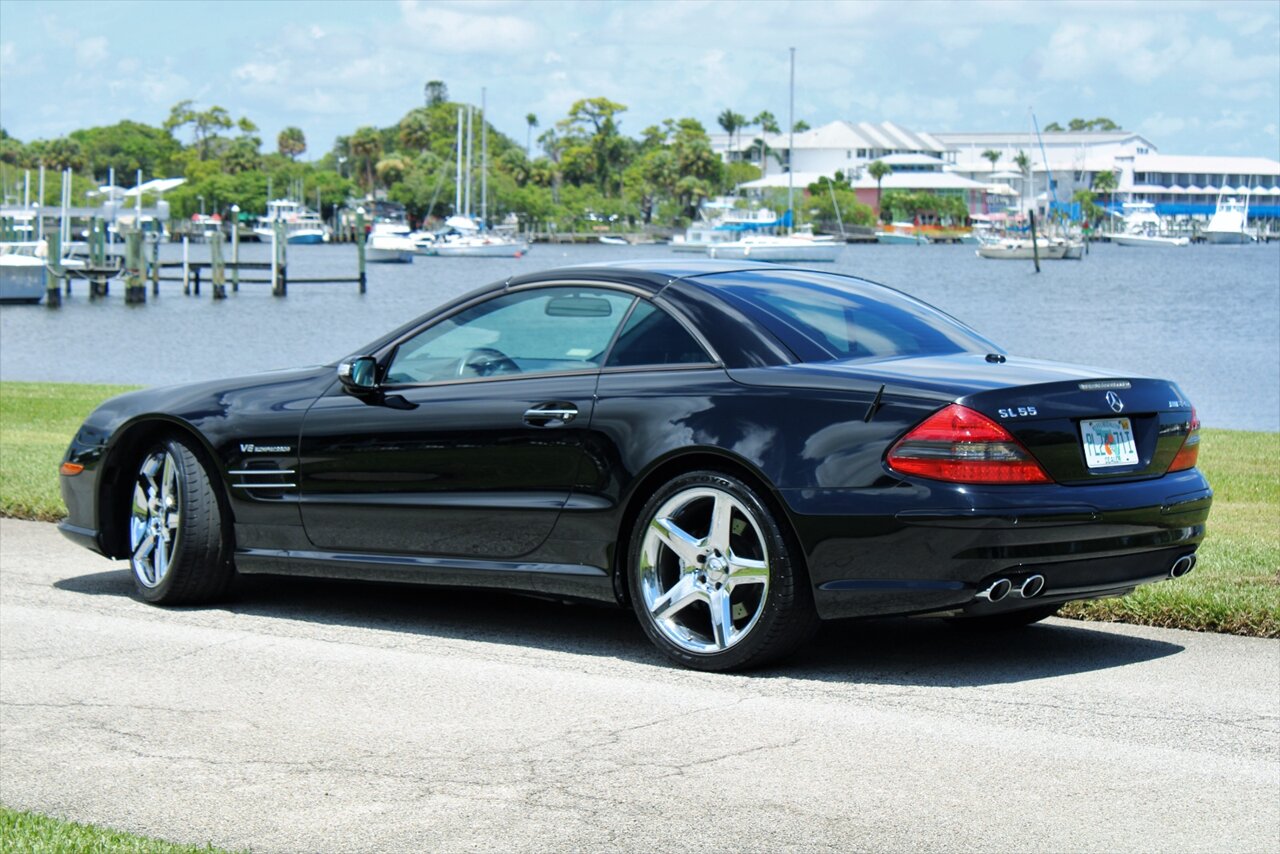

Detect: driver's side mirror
[338, 356, 378, 392]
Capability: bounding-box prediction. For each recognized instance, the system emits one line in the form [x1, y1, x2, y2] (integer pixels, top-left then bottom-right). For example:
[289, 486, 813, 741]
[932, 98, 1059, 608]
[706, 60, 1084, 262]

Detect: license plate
[1081, 418, 1140, 468]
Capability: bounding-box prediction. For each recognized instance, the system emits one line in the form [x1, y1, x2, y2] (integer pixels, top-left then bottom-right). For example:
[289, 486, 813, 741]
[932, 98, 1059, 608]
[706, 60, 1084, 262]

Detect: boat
[433, 233, 528, 257]
[975, 238, 1069, 260]
[876, 224, 932, 245]
[707, 229, 842, 262]
[0, 250, 45, 303]
[253, 199, 328, 244]
[1202, 193, 1253, 244]
[365, 221, 416, 263]
[670, 206, 781, 253]
[1111, 202, 1190, 247]
[598, 235, 629, 246]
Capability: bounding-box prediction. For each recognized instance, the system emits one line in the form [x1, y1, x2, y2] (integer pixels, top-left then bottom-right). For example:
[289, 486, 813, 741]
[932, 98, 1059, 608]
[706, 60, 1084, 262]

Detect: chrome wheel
[129, 449, 181, 588]
[638, 486, 771, 654]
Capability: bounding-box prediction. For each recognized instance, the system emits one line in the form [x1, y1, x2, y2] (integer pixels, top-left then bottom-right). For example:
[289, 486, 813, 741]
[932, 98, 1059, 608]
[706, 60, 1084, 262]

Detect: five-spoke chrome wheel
[130, 449, 182, 588]
[638, 483, 773, 655]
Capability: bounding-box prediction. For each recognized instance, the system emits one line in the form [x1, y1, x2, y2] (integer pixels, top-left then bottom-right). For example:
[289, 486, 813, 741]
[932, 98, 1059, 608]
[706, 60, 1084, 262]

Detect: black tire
[627, 471, 818, 672]
[125, 435, 233, 605]
[946, 604, 1062, 631]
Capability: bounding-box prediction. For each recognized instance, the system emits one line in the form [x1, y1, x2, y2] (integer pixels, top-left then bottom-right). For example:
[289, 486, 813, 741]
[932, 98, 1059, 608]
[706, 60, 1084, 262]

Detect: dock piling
[124, 230, 145, 303]
[45, 228, 63, 308]
[150, 236, 160, 295]
[230, 214, 240, 293]
[211, 231, 226, 300]
[182, 236, 191, 294]
[272, 220, 287, 297]
[356, 208, 366, 294]
[1029, 211, 1041, 274]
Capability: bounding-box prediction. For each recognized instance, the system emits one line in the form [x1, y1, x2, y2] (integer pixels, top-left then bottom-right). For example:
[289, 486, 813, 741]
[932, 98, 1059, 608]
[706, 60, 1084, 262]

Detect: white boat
[672, 207, 782, 253]
[707, 230, 842, 262]
[365, 222, 416, 263]
[976, 238, 1069, 260]
[253, 199, 328, 244]
[598, 235, 629, 246]
[876, 224, 931, 245]
[1111, 202, 1190, 247]
[0, 251, 46, 303]
[433, 233, 529, 257]
[1202, 193, 1253, 244]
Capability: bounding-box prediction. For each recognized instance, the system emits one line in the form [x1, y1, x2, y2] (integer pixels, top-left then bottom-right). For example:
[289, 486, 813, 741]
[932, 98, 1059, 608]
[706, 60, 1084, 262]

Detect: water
[2, 240, 1277, 431]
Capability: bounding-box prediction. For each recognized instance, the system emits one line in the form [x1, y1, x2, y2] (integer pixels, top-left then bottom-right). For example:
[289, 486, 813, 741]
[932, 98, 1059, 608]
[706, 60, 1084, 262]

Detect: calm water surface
[2, 240, 1277, 431]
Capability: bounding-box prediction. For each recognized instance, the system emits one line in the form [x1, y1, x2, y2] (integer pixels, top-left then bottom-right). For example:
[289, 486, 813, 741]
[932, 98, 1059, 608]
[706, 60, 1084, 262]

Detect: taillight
[1168, 407, 1200, 472]
[887, 404, 1052, 484]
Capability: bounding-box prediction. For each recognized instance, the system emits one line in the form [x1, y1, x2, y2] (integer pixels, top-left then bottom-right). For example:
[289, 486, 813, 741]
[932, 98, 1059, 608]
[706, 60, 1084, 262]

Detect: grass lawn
[0, 381, 1276, 636]
[0, 806, 234, 853]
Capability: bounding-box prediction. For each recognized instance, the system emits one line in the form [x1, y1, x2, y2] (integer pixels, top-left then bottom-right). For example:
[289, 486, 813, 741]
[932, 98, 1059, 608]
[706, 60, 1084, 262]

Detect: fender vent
[228, 462, 295, 498]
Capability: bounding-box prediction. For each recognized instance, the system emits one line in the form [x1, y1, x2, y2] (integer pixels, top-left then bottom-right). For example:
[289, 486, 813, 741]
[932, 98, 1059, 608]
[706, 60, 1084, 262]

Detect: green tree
[1091, 169, 1118, 211]
[717, 109, 747, 158]
[424, 80, 449, 107]
[163, 100, 233, 160]
[981, 149, 1001, 173]
[1013, 150, 1032, 210]
[70, 121, 181, 179]
[525, 113, 538, 158]
[350, 126, 382, 191]
[565, 97, 630, 196]
[867, 159, 892, 221]
[753, 110, 780, 134]
[793, 119, 810, 132]
[277, 126, 306, 160]
[397, 110, 432, 155]
[42, 137, 88, 171]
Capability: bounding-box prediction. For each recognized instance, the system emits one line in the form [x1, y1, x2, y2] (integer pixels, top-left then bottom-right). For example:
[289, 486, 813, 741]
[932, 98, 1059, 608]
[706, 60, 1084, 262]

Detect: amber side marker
[59, 462, 84, 476]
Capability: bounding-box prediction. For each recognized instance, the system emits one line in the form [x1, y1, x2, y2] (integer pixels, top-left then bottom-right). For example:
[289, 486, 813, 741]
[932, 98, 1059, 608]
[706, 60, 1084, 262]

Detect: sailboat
[705, 48, 842, 263]
[430, 94, 529, 258]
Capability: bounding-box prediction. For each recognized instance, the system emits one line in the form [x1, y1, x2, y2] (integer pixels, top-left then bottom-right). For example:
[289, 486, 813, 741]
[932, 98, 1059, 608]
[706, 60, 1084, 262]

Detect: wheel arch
[609, 448, 807, 606]
[97, 415, 232, 559]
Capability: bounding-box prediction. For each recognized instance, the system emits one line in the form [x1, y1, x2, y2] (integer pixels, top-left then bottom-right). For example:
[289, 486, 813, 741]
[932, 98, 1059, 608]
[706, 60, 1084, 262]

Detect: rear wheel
[127, 436, 232, 604]
[946, 604, 1062, 631]
[628, 471, 817, 671]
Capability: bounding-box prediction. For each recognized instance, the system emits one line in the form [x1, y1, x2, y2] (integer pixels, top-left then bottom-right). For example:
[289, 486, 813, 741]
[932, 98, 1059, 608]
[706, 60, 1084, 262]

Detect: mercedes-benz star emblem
[1105, 391, 1125, 413]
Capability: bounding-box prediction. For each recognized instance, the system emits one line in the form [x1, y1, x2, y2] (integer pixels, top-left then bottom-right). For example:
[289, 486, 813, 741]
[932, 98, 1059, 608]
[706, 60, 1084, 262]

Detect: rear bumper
[782, 469, 1212, 620]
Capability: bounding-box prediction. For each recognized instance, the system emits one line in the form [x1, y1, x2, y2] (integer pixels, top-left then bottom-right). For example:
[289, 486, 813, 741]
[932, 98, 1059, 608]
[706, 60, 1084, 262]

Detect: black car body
[60, 260, 1211, 669]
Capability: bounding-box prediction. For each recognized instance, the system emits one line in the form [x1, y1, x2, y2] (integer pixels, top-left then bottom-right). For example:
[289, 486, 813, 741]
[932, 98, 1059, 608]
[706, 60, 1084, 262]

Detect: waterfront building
[714, 121, 1280, 223]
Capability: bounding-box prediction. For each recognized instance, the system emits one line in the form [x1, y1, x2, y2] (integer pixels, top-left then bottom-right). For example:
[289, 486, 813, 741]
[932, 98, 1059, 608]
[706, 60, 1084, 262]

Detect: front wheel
[127, 436, 233, 604]
[628, 471, 818, 671]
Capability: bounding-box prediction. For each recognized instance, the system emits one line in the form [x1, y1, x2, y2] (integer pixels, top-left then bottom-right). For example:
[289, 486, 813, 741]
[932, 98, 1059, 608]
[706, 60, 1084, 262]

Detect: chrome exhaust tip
[1170, 555, 1195, 579]
[1019, 574, 1046, 598]
[976, 578, 1012, 602]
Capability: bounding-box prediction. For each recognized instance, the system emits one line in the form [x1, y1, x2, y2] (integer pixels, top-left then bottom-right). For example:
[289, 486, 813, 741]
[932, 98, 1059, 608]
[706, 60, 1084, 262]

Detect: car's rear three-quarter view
[57, 260, 1211, 671]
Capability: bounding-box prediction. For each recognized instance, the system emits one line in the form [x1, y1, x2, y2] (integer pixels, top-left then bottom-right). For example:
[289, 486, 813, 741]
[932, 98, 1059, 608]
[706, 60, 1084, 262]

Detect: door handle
[523, 404, 579, 426]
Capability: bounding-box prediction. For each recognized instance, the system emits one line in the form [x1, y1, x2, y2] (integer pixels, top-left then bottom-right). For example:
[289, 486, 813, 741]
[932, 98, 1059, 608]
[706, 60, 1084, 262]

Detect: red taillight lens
[886, 404, 1052, 484]
[1168, 407, 1200, 472]
[59, 462, 84, 476]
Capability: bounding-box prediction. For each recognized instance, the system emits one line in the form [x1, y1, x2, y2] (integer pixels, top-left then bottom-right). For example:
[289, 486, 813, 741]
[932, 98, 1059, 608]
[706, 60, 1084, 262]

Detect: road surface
[2, 518, 1277, 852]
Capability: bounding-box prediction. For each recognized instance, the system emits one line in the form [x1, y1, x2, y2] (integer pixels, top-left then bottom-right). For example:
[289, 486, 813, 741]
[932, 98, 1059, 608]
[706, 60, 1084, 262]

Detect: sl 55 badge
[997, 406, 1037, 418]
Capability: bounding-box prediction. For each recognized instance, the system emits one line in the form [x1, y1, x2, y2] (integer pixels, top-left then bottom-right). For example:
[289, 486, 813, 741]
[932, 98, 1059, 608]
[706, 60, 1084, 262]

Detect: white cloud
[235, 61, 285, 87]
[0, 41, 15, 72]
[973, 87, 1018, 106]
[75, 36, 108, 67]
[1139, 112, 1192, 139]
[398, 0, 539, 52]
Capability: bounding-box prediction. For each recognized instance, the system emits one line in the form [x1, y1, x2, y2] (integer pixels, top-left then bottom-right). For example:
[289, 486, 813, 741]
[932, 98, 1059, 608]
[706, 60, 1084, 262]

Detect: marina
[1, 241, 1276, 432]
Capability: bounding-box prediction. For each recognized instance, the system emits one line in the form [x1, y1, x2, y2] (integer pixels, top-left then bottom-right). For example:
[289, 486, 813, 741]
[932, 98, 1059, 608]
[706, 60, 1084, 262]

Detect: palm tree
[717, 109, 747, 161]
[867, 160, 892, 221]
[982, 149, 1000, 174]
[277, 126, 306, 160]
[525, 113, 538, 158]
[1092, 169, 1119, 219]
[751, 111, 780, 172]
[1014, 150, 1032, 213]
[350, 126, 382, 191]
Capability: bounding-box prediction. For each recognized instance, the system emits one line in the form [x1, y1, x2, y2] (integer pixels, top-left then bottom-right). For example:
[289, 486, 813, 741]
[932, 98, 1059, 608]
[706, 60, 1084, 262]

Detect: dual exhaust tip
[976, 574, 1045, 603]
[977, 555, 1196, 603]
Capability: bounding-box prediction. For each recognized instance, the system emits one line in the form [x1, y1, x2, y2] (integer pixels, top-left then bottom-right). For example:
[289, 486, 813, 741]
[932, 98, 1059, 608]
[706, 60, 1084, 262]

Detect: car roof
[505, 259, 813, 293]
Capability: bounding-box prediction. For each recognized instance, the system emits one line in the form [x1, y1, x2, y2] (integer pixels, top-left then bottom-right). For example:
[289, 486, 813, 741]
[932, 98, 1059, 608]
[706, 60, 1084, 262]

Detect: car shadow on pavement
[56, 568, 1184, 687]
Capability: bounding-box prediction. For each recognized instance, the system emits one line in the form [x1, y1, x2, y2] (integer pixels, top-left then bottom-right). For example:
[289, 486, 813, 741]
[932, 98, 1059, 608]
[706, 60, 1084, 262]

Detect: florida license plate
[1081, 418, 1139, 468]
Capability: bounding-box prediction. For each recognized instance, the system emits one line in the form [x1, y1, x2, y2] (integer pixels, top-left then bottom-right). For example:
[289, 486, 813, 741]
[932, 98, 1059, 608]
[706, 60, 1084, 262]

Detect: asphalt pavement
[2, 517, 1277, 852]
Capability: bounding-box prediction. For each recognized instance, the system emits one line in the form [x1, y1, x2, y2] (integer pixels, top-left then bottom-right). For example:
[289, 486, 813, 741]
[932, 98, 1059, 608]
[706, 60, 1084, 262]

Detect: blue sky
[1, 0, 1277, 162]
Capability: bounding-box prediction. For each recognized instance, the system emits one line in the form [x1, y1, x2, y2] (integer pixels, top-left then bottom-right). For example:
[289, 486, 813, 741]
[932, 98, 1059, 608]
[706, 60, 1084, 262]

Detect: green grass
[0, 381, 138, 521]
[1, 381, 1276, 636]
[0, 806, 235, 853]
[1064, 428, 1280, 637]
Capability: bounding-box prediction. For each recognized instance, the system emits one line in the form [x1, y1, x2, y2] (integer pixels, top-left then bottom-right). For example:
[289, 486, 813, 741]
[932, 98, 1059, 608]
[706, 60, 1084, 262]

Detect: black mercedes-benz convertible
[59, 260, 1211, 670]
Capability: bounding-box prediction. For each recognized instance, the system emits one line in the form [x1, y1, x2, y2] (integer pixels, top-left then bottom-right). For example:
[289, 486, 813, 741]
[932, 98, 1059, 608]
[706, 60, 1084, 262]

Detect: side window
[386, 287, 634, 384]
[605, 301, 712, 368]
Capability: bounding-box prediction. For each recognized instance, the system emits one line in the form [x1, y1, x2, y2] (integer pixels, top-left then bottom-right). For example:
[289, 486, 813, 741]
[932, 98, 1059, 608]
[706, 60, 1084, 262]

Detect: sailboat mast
[464, 107, 473, 218]
[787, 46, 795, 235]
[455, 108, 463, 215]
[481, 87, 488, 231]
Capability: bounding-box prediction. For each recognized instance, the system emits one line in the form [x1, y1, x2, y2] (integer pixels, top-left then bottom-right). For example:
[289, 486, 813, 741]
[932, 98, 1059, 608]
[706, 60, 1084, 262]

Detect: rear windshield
[700, 271, 1000, 362]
